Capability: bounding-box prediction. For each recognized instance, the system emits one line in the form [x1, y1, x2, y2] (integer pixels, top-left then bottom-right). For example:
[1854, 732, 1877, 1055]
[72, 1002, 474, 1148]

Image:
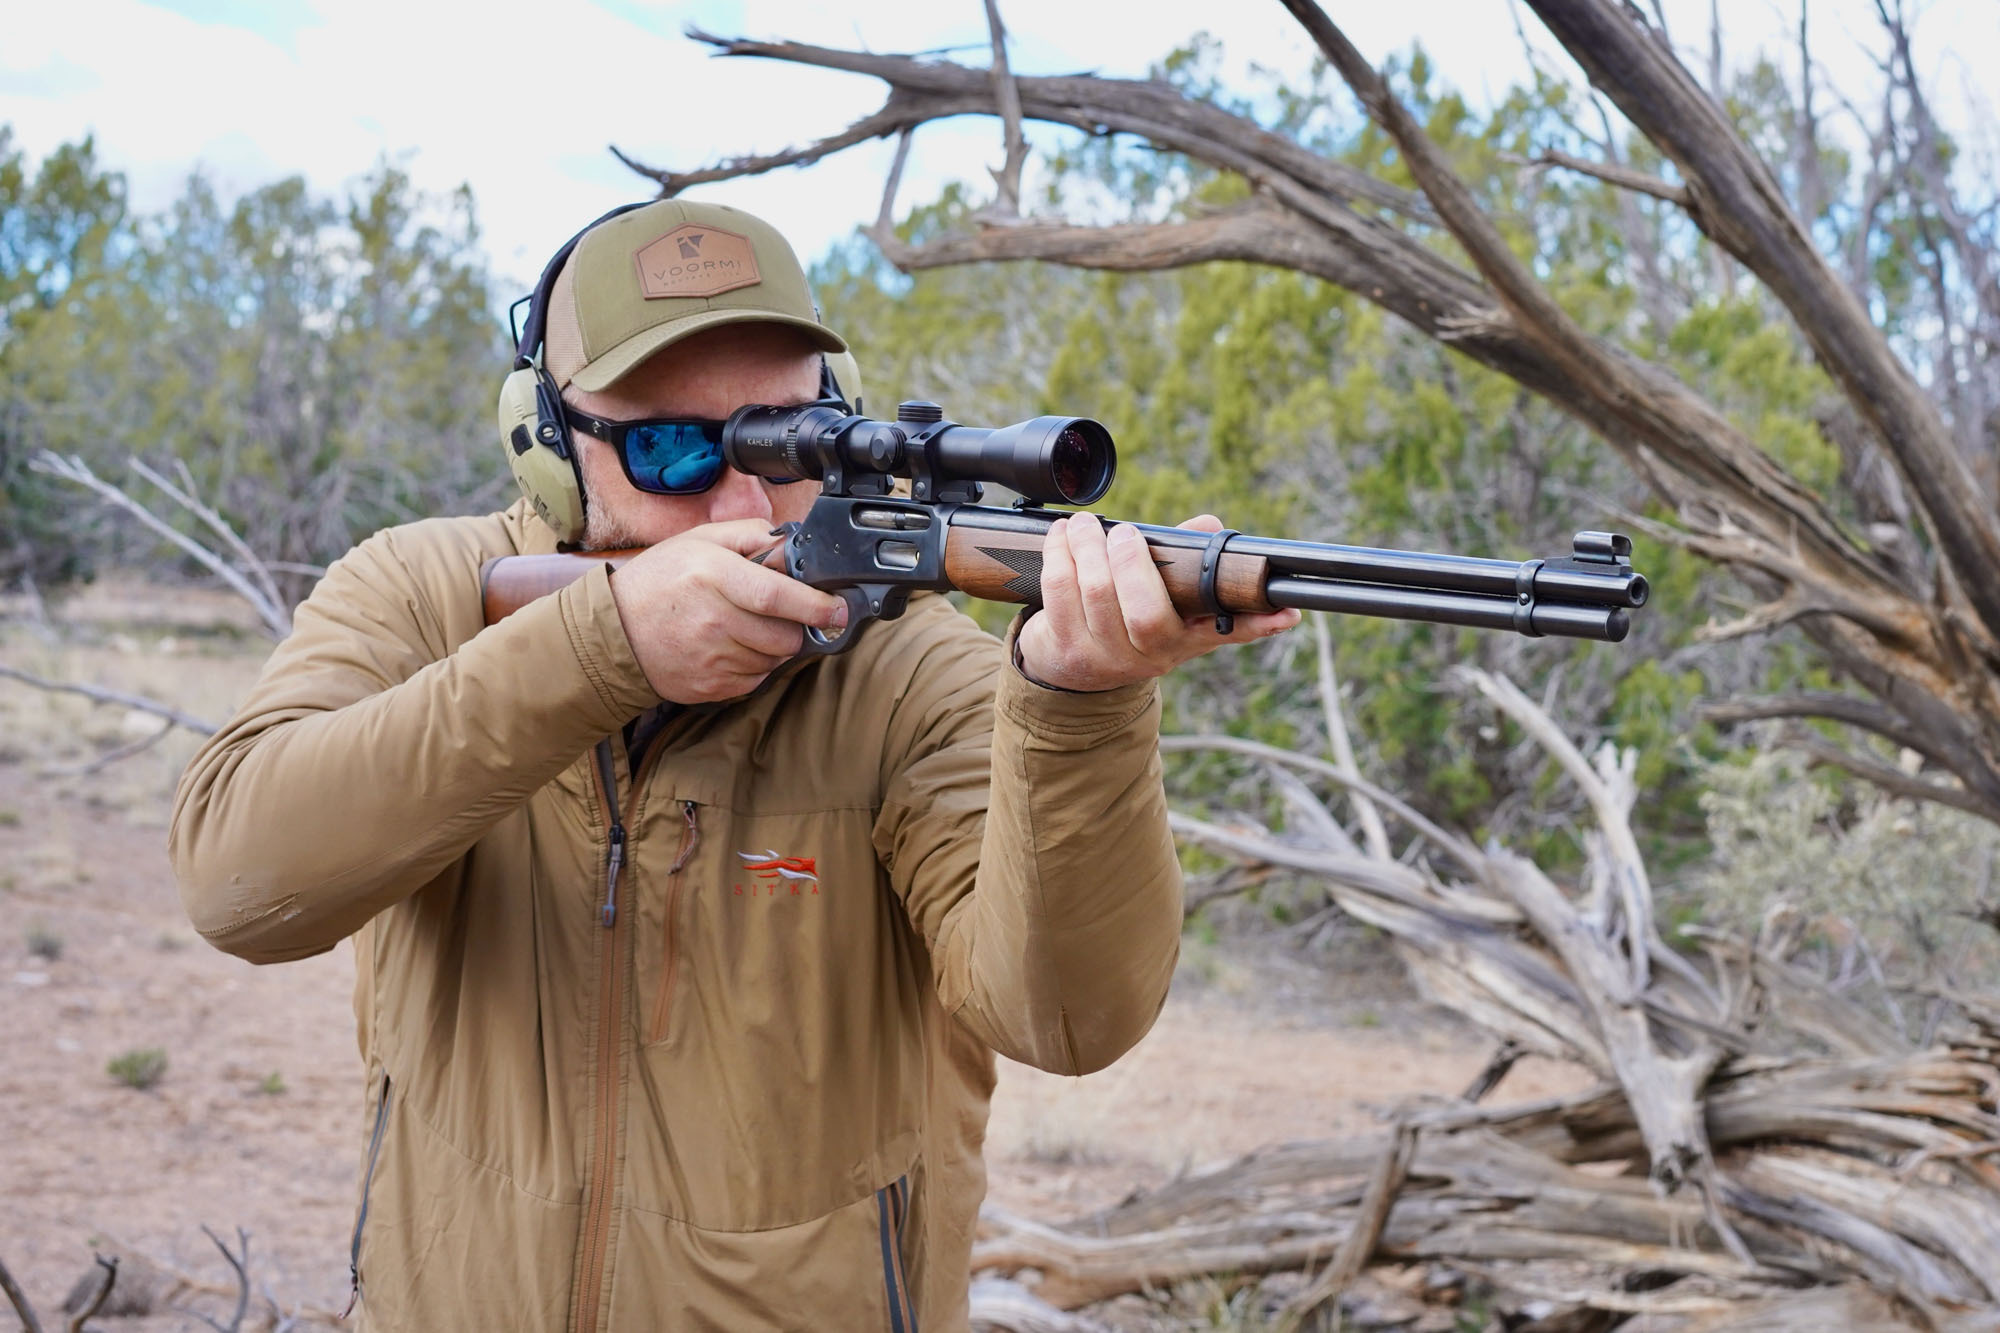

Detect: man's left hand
[1015, 513, 1303, 693]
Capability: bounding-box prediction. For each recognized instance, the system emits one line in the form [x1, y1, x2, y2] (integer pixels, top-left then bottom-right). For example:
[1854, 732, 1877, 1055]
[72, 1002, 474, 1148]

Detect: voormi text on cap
[634, 224, 763, 300]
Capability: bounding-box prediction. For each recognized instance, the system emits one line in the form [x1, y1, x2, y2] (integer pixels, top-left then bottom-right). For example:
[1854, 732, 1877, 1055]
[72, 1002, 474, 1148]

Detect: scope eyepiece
[721, 401, 1115, 506]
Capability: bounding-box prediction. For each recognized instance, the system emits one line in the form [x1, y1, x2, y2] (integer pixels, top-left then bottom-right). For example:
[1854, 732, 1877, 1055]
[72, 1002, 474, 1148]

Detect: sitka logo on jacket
[735, 849, 819, 896]
[634, 224, 762, 299]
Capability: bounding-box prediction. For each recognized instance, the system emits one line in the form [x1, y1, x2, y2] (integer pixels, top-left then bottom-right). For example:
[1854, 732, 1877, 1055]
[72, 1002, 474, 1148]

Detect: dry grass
[0, 577, 268, 832]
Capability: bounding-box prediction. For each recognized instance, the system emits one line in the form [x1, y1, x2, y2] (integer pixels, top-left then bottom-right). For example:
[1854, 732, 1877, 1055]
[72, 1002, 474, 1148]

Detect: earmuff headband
[513, 201, 654, 371]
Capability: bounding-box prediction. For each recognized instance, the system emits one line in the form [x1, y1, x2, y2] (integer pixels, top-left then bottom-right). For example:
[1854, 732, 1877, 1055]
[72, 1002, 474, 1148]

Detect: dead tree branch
[1311, 611, 1391, 861]
[31, 452, 290, 640]
[979, 0, 1028, 220]
[0, 663, 218, 735]
[1287, 1120, 1419, 1318]
[0, 1255, 44, 1333]
[1700, 690, 1943, 762]
[1787, 729, 1995, 820]
[62, 1257, 116, 1333]
[1158, 733, 1485, 876]
[2, 1252, 120, 1333]
[188, 1227, 251, 1333]
[1522, 0, 2000, 640]
[1516, 147, 1692, 206]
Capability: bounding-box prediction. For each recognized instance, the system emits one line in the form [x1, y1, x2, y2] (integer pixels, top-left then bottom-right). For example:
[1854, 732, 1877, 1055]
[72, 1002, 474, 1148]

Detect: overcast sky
[4, 0, 1994, 299]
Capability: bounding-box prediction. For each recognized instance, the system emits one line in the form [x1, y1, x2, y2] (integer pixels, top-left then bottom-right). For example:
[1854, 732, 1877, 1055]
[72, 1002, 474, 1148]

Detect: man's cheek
[770, 483, 818, 527]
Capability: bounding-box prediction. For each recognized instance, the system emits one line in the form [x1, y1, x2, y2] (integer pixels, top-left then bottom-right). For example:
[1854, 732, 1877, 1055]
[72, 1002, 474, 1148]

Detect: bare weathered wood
[31, 452, 291, 640]
[62, 1257, 115, 1333]
[1288, 1121, 1418, 1317]
[1311, 611, 1390, 861]
[978, 0, 1028, 220]
[968, 1277, 1109, 1333]
[0, 662, 219, 735]
[1, 1253, 46, 1333]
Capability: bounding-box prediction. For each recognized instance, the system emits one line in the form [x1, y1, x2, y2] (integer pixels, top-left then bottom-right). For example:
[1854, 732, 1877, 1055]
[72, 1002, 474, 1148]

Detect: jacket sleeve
[170, 527, 658, 964]
[872, 614, 1183, 1076]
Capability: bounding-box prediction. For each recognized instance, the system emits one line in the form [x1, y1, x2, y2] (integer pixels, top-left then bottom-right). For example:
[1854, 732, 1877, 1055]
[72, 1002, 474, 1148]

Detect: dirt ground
[0, 580, 1587, 1328]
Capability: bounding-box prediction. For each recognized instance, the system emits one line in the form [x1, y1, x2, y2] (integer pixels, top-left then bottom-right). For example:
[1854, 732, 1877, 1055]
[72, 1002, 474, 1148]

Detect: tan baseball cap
[542, 198, 846, 392]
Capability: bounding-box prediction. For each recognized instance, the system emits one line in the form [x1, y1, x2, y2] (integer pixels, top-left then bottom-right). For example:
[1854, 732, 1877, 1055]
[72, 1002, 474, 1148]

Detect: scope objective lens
[1050, 426, 1106, 505]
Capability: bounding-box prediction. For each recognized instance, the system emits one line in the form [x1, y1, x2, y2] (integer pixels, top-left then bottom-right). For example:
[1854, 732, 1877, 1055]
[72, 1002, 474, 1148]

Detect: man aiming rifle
[169, 199, 1308, 1332]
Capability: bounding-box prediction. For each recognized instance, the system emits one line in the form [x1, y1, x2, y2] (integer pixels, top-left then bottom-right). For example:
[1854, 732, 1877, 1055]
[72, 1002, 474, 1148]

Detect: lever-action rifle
[481, 400, 1650, 648]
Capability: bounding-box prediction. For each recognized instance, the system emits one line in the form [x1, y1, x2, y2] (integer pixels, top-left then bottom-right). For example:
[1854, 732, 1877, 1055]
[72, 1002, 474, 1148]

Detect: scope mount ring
[900, 418, 983, 505]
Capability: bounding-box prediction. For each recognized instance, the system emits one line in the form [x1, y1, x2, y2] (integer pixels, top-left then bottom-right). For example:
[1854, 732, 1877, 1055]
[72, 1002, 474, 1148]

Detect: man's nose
[702, 464, 775, 524]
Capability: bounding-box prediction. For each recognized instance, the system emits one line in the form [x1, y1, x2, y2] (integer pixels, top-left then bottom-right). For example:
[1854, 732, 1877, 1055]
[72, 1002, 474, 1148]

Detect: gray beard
[576, 486, 653, 551]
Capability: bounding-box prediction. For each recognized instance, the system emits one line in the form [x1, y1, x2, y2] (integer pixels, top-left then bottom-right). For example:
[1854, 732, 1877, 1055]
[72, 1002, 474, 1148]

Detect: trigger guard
[798, 586, 877, 657]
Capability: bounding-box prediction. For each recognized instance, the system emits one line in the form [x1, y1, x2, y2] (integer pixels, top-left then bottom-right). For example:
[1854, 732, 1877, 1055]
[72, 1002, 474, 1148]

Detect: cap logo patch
[635, 223, 762, 299]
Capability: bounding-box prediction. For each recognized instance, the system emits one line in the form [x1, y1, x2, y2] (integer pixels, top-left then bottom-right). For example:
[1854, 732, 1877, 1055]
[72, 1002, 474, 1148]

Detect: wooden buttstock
[942, 526, 1274, 617]
[480, 543, 788, 626]
[480, 551, 634, 626]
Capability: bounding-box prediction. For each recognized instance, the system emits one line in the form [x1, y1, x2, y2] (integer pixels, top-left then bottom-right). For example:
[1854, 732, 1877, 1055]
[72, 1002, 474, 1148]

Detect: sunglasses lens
[624, 422, 724, 493]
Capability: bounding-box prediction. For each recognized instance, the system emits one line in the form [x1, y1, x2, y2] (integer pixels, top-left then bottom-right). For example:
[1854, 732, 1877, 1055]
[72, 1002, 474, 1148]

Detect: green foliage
[107, 1047, 168, 1090]
[1667, 295, 1841, 492]
[0, 131, 508, 594]
[258, 1071, 288, 1096]
[0, 128, 129, 585]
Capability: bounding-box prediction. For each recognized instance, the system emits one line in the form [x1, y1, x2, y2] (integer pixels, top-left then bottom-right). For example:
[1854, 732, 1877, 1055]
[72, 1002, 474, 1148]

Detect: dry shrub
[1695, 746, 2000, 972]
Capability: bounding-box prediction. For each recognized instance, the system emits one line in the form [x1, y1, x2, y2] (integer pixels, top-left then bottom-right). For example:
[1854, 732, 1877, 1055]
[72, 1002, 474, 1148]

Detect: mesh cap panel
[544, 261, 587, 390]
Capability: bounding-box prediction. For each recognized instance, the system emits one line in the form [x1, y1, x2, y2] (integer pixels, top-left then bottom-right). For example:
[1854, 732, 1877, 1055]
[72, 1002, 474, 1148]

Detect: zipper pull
[603, 823, 627, 928]
[669, 801, 701, 875]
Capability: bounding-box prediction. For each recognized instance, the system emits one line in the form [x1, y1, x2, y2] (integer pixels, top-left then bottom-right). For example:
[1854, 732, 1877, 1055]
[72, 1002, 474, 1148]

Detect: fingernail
[1109, 524, 1142, 547]
[826, 600, 849, 630]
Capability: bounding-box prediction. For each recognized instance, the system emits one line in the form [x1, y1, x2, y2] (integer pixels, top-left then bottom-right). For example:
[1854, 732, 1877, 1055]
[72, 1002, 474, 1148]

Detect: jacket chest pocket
[626, 805, 931, 1229]
[636, 797, 703, 1047]
[633, 805, 878, 1051]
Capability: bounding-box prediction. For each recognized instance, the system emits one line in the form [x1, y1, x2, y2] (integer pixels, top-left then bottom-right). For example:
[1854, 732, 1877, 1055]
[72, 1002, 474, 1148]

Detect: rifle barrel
[1221, 532, 1647, 609]
[1263, 576, 1629, 642]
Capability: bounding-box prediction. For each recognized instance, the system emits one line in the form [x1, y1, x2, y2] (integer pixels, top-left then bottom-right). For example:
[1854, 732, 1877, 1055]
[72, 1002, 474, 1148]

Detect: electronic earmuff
[821, 348, 864, 416]
[498, 204, 863, 545]
[498, 202, 651, 546]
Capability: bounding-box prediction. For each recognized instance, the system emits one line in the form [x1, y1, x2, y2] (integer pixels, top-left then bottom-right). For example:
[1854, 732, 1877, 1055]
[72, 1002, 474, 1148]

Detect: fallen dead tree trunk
[969, 666, 2000, 1330]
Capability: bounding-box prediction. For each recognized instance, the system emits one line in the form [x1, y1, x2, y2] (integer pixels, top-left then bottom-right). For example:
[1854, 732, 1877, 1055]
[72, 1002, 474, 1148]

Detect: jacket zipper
[874, 1174, 917, 1333]
[576, 740, 629, 1333]
[646, 801, 701, 1045]
[576, 708, 699, 1333]
[341, 1072, 393, 1320]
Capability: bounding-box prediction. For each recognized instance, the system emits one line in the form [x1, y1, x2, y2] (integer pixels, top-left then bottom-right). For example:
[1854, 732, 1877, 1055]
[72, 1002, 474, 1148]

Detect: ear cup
[824, 349, 865, 415]
[498, 366, 585, 543]
[499, 202, 653, 546]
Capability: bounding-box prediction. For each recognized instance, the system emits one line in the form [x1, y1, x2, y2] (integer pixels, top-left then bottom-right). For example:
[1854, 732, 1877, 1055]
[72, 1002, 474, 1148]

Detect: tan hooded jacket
[169, 500, 1184, 1332]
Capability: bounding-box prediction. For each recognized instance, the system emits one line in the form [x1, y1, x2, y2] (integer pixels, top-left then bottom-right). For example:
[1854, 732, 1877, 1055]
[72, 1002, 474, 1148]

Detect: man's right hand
[606, 521, 848, 705]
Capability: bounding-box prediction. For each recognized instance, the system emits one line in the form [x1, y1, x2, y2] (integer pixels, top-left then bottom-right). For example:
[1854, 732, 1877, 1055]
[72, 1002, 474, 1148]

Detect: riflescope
[722, 400, 1115, 506]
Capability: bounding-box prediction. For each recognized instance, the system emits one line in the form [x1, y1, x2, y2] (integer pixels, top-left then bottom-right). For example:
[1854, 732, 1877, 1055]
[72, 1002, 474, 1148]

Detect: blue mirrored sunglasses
[564, 404, 809, 496]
